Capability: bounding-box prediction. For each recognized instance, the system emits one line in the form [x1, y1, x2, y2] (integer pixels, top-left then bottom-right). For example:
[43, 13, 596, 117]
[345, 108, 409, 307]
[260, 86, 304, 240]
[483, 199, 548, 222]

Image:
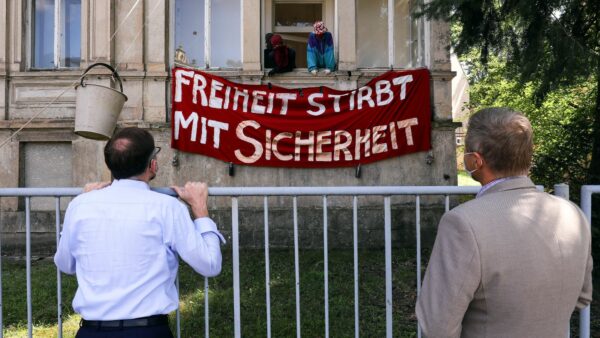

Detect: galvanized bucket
[74, 63, 128, 140]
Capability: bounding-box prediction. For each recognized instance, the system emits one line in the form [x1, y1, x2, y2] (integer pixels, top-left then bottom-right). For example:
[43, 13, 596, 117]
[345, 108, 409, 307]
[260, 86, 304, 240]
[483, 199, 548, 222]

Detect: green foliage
[431, 0, 600, 279]
[462, 50, 596, 200]
[421, 0, 600, 186]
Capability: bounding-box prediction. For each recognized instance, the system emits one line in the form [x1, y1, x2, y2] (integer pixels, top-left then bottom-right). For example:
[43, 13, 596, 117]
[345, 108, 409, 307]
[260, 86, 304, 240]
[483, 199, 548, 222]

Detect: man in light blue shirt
[55, 127, 225, 338]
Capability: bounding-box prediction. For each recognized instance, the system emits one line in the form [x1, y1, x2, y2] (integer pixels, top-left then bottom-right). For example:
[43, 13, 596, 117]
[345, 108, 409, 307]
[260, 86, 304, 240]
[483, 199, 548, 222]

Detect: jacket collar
[478, 176, 537, 198]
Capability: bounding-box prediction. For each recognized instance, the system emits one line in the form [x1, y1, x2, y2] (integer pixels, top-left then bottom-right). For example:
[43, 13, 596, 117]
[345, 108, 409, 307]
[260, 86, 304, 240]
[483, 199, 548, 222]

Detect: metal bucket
[74, 63, 128, 140]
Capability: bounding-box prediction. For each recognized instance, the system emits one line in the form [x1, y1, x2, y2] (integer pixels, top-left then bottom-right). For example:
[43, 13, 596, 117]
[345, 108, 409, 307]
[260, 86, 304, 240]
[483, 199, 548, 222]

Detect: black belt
[81, 314, 168, 328]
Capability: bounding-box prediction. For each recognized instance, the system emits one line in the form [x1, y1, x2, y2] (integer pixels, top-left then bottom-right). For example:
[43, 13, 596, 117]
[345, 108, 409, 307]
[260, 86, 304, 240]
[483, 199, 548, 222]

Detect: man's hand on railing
[171, 182, 209, 219]
[83, 181, 111, 193]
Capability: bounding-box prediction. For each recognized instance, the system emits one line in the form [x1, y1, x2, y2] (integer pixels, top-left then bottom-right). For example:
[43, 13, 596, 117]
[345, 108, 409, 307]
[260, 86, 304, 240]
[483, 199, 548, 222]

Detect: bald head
[104, 127, 155, 179]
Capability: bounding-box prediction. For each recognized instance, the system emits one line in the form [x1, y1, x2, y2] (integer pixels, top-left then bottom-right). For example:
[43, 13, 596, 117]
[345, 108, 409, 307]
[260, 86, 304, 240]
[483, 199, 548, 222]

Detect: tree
[463, 52, 595, 198]
[422, 0, 600, 184]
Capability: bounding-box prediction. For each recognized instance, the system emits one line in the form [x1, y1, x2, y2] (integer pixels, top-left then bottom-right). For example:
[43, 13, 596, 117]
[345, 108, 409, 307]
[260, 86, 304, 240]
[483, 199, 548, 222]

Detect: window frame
[170, 0, 243, 70]
[263, 0, 334, 70]
[356, 0, 426, 70]
[28, 0, 82, 70]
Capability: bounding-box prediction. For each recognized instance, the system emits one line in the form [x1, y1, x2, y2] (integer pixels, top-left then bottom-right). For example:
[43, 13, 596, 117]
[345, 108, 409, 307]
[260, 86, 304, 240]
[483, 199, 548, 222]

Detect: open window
[265, 0, 333, 69]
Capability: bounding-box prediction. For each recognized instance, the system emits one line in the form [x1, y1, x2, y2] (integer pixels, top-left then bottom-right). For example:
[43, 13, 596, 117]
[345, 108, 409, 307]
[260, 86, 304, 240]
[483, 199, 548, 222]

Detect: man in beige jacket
[416, 108, 593, 337]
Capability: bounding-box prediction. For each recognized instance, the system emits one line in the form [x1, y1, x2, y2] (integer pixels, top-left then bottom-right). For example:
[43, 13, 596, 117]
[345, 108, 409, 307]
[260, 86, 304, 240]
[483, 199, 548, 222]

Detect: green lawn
[4, 249, 597, 337]
[1, 249, 421, 338]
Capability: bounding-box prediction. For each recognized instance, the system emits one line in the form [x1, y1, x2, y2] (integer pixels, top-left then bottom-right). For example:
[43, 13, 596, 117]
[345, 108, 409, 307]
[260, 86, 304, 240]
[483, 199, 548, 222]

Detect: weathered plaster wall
[0, 0, 456, 251]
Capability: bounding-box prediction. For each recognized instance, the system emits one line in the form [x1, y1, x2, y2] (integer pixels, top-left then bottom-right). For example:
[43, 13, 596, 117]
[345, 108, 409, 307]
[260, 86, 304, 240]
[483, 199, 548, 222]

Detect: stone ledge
[0, 119, 74, 129]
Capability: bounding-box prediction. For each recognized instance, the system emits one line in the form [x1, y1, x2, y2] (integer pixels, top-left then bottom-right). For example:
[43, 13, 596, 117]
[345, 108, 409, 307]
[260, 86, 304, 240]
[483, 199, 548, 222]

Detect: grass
[4, 249, 598, 337]
[1, 249, 422, 338]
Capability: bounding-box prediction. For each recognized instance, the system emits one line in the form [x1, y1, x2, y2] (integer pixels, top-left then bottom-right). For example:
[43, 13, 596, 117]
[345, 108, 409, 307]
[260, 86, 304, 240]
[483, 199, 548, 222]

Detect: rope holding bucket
[74, 63, 128, 140]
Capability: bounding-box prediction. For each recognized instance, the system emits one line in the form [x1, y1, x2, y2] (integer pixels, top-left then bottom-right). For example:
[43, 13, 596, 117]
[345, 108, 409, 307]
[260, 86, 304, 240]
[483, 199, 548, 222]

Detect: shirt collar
[111, 179, 151, 190]
[476, 176, 527, 198]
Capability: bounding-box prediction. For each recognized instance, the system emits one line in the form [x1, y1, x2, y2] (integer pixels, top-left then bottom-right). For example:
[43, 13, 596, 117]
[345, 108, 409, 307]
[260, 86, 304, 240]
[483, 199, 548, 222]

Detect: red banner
[171, 67, 431, 168]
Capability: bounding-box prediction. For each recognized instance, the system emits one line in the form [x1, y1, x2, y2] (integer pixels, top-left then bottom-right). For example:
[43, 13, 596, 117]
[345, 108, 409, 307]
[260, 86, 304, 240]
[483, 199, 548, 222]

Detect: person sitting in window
[264, 33, 275, 69]
[267, 34, 296, 76]
[307, 21, 335, 75]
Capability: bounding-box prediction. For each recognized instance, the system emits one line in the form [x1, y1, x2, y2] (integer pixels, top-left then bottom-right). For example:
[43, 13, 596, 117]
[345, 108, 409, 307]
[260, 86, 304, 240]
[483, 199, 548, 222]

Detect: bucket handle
[79, 63, 124, 93]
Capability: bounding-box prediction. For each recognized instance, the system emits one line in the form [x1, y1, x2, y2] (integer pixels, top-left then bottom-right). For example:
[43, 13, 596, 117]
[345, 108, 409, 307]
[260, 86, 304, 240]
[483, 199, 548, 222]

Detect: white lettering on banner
[272, 132, 293, 161]
[355, 128, 371, 160]
[174, 111, 229, 149]
[192, 74, 208, 106]
[200, 116, 207, 144]
[294, 131, 315, 161]
[275, 93, 297, 115]
[233, 87, 249, 113]
[208, 120, 229, 148]
[357, 86, 375, 110]
[266, 93, 275, 114]
[307, 93, 326, 116]
[316, 131, 333, 162]
[223, 86, 231, 109]
[251, 90, 267, 114]
[175, 70, 416, 116]
[209, 80, 224, 109]
[328, 93, 348, 113]
[397, 118, 418, 145]
[334, 131, 353, 161]
[392, 75, 413, 100]
[232, 118, 419, 163]
[389, 121, 398, 150]
[174, 110, 198, 141]
[174, 69, 194, 102]
[234, 121, 263, 163]
[372, 125, 388, 154]
[376, 80, 393, 106]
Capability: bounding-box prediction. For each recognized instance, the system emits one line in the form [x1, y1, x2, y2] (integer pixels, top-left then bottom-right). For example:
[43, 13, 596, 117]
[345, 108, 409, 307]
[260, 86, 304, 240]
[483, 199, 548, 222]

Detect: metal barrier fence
[580, 185, 599, 338]
[0, 185, 593, 338]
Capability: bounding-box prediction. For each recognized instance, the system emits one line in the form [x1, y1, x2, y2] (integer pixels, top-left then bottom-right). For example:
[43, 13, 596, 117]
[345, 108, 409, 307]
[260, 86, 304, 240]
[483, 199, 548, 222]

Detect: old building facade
[0, 0, 455, 250]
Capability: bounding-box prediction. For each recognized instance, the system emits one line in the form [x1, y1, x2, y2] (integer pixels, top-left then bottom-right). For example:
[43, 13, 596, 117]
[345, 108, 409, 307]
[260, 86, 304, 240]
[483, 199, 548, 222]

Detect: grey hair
[465, 107, 533, 176]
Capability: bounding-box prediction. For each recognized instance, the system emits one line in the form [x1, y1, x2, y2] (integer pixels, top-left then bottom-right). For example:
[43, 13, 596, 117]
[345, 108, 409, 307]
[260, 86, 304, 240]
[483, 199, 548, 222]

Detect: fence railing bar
[580, 186, 597, 338]
[553, 185, 572, 338]
[176, 275, 181, 338]
[232, 197, 241, 338]
[323, 195, 330, 338]
[0, 186, 484, 197]
[264, 196, 272, 338]
[353, 196, 360, 338]
[204, 277, 209, 338]
[384, 196, 392, 338]
[2, 185, 592, 337]
[444, 195, 449, 212]
[0, 198, 3, 338]
[416, 195, 422, 338]
[293, 196, 301, 338]
[55, 197, 63, 338]
[25, 197, 32, 338]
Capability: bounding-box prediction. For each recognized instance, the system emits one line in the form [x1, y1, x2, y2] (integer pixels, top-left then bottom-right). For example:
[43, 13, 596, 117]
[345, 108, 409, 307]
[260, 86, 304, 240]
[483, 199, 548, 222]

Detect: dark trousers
[75, 324, 174, 338]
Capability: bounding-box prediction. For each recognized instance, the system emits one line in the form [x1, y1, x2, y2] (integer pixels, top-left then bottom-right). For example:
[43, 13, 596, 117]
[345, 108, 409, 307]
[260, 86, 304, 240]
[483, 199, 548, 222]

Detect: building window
[32, 0, 81, 69]
[356, 0, 421, 69]
[272, 1, 323, 68]
[174, 0, 242, 69]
